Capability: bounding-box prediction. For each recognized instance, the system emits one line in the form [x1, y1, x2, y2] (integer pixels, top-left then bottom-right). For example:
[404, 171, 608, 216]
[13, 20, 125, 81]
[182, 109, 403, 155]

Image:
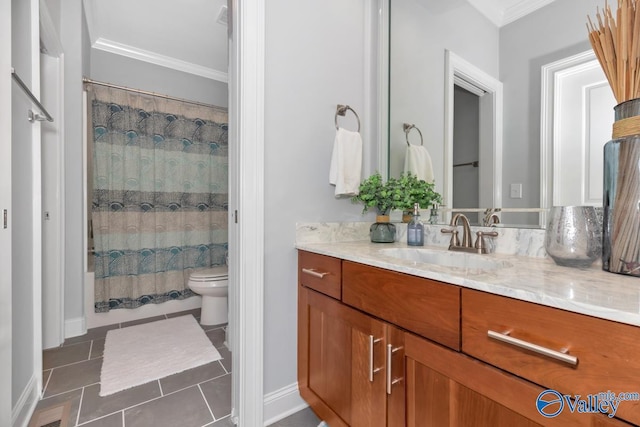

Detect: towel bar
[403, 123, 423, 146]
[453, 161, 479, 168]
[335, 104, 360, 132]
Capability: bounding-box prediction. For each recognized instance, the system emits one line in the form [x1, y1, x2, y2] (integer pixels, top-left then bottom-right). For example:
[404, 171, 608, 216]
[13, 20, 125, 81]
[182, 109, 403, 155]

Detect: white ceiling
[81, 0, 553, 84]
[82, 0, 229, 82]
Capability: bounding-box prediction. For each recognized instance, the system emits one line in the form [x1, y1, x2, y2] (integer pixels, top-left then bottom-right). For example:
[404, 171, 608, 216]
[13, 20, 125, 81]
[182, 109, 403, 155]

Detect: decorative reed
[587, 0, 640, 103]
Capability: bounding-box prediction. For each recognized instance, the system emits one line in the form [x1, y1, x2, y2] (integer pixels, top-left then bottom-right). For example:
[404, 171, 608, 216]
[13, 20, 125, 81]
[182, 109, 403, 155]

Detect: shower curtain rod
[82, 77, 224, 110]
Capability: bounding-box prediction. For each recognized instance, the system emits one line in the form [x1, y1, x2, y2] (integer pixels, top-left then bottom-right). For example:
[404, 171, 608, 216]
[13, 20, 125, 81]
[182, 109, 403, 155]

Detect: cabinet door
[299, 287, 387, 427]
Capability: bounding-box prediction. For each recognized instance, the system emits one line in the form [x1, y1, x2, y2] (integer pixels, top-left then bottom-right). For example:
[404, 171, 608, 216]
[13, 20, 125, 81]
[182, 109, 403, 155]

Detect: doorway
[453, 84, 481, 224]
[444, 50, 503, 222]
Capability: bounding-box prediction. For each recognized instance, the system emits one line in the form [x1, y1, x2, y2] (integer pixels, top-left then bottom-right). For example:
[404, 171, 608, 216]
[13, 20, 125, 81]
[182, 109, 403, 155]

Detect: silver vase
[545, 206, 602, 268]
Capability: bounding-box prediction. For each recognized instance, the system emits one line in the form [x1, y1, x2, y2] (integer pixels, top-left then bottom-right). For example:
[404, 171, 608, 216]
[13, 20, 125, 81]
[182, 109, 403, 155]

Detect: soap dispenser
[407, 203, 424, 246]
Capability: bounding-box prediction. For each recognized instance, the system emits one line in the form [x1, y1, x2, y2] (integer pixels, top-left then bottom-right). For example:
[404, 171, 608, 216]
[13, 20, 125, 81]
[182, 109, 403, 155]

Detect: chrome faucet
[441, 213, 498, 254]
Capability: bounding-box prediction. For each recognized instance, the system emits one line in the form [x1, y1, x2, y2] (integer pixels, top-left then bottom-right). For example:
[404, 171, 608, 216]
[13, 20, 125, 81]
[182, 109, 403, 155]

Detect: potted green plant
[351, 172, 399, 243]
[351, 172, 397, 219]
[394, 172, 442, 222]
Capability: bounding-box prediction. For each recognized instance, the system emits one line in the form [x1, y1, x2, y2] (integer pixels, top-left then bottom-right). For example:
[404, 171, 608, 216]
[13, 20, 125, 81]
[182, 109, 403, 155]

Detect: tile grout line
[42, 381, 100, 401]
[42, 369, 52, 395]
[197, 383, 217, 424]
[75, 386, 85, 427]
[43, 353, 103, 372]
[94, 381, 213, 419]
[157, 371, 230, 400]
[158, 379, 164, 397]
[87, 340, 93, 361]
[76, 410, 122, 427]
[218, 359, 229, 375]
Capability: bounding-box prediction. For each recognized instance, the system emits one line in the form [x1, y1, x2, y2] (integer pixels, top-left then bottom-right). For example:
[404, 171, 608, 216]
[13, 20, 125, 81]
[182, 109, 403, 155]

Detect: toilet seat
[189, 266, 228, 282]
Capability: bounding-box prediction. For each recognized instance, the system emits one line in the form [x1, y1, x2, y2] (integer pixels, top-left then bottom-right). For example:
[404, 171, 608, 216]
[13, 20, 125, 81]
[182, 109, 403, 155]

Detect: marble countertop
[296, 240, 640, 328]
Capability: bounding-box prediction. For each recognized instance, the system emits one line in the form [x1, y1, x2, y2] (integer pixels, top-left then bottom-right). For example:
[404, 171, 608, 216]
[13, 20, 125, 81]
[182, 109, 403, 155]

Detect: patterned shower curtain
[87, 84, 229, 312]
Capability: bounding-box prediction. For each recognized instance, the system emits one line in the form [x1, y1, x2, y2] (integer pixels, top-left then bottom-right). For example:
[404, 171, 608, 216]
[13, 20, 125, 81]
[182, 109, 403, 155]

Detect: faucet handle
[474, 231, 499, 253]
[441, 228, 460, 247]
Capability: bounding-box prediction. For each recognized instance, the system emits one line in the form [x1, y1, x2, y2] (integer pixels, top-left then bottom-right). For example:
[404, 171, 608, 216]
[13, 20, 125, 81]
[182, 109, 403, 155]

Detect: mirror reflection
[386, 0, 612, 227]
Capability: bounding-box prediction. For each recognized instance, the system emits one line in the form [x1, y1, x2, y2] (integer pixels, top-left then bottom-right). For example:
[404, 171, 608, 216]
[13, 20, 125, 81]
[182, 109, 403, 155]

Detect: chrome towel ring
[335, 104, 361, 132]
[403, 123, 423, 146]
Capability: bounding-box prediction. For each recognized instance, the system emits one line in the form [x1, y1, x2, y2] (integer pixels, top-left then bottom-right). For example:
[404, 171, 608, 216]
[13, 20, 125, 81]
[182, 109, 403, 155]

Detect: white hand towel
[330, 127, 363, 197]
[404, 145, 434, 183]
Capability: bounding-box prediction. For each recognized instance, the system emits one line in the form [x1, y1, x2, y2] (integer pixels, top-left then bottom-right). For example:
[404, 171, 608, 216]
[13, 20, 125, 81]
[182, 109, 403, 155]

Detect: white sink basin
[378, 248, 512, 270]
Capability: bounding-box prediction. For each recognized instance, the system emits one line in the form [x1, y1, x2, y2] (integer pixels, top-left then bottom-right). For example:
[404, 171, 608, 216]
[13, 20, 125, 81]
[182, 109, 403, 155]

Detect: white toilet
[187, 265, 229, 325]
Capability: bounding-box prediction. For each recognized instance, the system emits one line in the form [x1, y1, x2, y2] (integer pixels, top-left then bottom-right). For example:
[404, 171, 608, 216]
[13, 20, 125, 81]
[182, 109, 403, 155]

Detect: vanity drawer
[462, 289, 640, 425]
[298, 251, 342, 299]
[342, 261, 461, 351]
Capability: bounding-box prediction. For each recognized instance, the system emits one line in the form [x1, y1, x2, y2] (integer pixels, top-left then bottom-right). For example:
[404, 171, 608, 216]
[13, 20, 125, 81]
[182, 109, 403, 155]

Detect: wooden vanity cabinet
[298, 250, 635, 426]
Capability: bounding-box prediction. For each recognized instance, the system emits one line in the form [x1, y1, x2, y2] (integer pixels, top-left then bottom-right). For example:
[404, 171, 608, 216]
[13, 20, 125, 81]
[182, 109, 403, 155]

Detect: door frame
[39, 0, 66, 350]
[228, 0, 265, 424]
[444, 50, 503, 219]
[1, 0, 13, 424]
[540, 50, 598, 227]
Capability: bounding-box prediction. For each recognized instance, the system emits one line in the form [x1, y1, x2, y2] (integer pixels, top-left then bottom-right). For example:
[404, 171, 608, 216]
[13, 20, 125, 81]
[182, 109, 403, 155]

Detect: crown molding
[93, 37, 228, 83]
[468, 0, 556, 27]
[502, 0, 555, 26]
[467, 0, 503, 27]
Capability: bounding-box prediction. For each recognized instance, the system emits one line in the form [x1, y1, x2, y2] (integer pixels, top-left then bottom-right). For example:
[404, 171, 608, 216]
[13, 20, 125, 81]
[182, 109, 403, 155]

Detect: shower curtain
[87, 84, 229, 312]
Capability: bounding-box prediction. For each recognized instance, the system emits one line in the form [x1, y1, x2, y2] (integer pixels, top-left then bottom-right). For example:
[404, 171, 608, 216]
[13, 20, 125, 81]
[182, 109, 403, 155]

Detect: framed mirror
[383, 0, 613, 227]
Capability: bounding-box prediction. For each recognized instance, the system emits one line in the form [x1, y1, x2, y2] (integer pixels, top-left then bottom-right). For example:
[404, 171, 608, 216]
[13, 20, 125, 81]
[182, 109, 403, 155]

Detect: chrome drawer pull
[369, 335, 383, 382]
[386, 344, 404, 394]
[301, 268, 329, 279]
[487, 330, 578, 366]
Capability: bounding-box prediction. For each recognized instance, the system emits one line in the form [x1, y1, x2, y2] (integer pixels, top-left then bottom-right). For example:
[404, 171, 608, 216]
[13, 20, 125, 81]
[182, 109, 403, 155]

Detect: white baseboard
[64, 316, 87, 339]
[12, 374, 38, 427]
[263, 382, 308, 426]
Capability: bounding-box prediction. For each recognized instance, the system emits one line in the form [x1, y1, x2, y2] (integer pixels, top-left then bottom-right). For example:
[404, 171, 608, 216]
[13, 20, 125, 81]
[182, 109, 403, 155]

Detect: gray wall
[61, 0, 88, 327]
[264, 0, 373, 394]
[389, 0, 499, 192]
[11, 0, 35, 407]
[500, 0, 604, 220]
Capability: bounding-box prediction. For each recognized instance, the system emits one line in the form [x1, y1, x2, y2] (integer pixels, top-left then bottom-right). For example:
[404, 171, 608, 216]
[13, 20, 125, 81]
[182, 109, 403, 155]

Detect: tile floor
[32, 308, 321, 427]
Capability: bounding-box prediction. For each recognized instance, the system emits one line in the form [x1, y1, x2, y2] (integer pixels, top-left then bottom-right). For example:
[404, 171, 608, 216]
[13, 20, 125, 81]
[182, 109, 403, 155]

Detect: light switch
[510, 183, 523, 199]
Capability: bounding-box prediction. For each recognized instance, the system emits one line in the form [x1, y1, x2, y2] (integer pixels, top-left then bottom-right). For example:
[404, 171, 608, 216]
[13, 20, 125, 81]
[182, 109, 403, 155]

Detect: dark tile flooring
[32, 309, 321, 427]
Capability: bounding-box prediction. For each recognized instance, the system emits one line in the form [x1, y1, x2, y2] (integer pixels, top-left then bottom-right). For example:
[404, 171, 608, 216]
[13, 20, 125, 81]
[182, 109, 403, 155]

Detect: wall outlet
[510, 183, 523, 199]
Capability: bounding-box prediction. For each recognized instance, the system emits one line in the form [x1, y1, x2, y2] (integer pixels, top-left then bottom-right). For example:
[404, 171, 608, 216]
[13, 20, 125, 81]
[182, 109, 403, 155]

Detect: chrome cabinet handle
[487, 330, 578, 366]
[386, 344, 404, 394]
[301, 268, 329, 279]
[369, 335, 383, 382]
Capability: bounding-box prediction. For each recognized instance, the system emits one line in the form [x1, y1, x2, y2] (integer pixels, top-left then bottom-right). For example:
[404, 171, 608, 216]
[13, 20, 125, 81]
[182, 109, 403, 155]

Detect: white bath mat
[100, 315, 221, 397]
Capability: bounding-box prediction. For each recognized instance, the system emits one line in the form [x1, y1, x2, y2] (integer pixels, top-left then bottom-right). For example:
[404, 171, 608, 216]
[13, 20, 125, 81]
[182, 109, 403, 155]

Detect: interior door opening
[452, 84, 481, 224]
